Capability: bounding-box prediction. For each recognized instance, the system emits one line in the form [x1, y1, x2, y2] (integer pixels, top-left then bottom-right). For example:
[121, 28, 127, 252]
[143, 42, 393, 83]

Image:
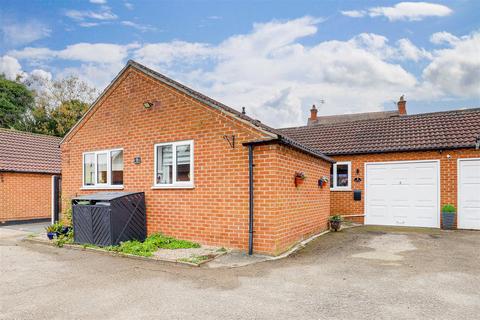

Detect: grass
[103, 233, 200, 257]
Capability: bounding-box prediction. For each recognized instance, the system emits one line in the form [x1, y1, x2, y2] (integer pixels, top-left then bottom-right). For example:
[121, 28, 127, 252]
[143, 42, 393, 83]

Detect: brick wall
[61, 67, 331, 255]
[252, 144, 330, 254]
[330, 148, 480, 224]
[0, 172, 53, 222]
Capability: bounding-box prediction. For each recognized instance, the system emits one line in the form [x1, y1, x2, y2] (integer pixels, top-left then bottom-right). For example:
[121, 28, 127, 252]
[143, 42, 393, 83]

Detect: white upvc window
[330, 161, 351, 190]
[154, 140, 194, 188]
[82, 148, 124, 189]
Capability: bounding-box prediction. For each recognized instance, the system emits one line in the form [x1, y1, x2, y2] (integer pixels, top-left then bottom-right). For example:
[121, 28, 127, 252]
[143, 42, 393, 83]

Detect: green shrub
[54, 228, 73, 247]
[442, 204, 456, 213]
[329, 215, 343, 222]
[45, 222, 63, 233]
[104, 233, 200, 257]
[63, 208, 73, 225]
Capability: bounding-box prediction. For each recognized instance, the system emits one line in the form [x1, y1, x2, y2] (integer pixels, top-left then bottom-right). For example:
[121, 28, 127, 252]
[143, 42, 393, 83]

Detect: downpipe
[248, 144, 254, 255]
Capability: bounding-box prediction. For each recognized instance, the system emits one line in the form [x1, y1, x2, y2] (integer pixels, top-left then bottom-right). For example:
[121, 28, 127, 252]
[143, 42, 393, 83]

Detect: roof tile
[279, 108, 480, 155]
[0, 129, 61, 174]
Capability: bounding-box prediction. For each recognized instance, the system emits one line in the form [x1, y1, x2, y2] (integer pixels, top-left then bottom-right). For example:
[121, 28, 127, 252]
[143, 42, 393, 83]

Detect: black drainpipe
[248, 144, 254, 255]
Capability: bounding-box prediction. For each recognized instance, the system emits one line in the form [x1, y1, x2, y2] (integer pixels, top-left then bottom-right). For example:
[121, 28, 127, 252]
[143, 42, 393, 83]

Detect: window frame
[153, 140, 194, 189]
[82, 148, 124, 189]
[331, 161, 352, 191]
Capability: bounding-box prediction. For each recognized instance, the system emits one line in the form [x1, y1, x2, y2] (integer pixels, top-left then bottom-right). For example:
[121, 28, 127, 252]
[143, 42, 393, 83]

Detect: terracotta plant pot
[330, 220, 341, 232]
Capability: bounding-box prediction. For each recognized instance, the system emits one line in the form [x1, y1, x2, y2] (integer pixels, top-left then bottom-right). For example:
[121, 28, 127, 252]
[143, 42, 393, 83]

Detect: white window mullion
[333, 164, 338, 188]
[172, 143, 177, 183]
[348, 163, 352, 189]
[93, 152, 97, 185]
[107, 150, 111, 185]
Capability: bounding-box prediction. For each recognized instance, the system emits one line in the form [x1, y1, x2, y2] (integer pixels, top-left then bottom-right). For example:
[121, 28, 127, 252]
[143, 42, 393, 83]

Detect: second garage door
[365, 161, 439, 228]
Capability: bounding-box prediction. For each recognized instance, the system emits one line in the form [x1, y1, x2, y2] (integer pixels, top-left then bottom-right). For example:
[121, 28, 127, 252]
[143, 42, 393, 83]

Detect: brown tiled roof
[279, 108, 480, 155]
[312, 110, 399, 125]
[0, 129, 61, 174]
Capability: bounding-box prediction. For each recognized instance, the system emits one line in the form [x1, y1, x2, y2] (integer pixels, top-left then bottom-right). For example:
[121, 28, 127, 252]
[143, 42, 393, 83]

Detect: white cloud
[65, 6, 117, 21]
[430, 31, 460, 45]
[9, 43, 137, 65]
[90, 0, 107, 4]
[341, 10, 366, 18]
[59, 43, 135, 63]
[30, 69, 53, 82]
[396, 38, 432, 61]
[134, 41, 212, 67]
[342, 2, 453, 21]
[0, 56, 24, 80]
[133, 17, 417, 126]
[124, 2, 134, 10]
[121, 21, 157, 32]
[78, 22, 105, 28]
[422, 32, 480, 97]
[1, 21, 51, 46]
[348, 33, 431, 61]
[7, 17, 478, 127]
[0, 55, 52, 88]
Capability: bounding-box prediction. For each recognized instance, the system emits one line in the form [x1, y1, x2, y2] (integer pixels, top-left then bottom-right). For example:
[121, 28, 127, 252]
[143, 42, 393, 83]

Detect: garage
[365, 160, 439, 228]
[458, 158, 480, 230]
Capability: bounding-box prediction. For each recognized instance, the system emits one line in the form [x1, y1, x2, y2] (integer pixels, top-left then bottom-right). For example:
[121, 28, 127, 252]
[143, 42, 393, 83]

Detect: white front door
[458, 159, 480, 230]
[365, 161, 439, 228]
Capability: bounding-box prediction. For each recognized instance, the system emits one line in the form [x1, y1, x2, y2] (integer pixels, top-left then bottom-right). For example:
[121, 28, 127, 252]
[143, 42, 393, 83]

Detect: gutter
[244, 137, 335, 163]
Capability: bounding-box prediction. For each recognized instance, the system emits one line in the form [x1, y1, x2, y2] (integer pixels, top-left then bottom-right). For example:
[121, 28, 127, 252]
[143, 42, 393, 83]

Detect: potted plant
[441, 204, 456, 230]
[329, 215, 343, 231]
[319, 176, 329, 188]
[294, 171, 306, 187]
[60, 225, 72, 235]
[45, 222, 63, 240]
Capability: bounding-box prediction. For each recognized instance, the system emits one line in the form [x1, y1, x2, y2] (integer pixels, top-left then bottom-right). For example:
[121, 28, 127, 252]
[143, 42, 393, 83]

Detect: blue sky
[1, 0, 479, 127]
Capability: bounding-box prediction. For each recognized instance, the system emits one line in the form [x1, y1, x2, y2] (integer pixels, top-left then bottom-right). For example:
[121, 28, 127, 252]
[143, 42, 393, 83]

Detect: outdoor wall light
[143, 102, 153, 109]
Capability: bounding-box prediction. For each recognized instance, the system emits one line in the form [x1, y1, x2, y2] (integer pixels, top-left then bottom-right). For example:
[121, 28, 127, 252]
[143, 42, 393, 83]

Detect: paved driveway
[1, 224, 479, 320]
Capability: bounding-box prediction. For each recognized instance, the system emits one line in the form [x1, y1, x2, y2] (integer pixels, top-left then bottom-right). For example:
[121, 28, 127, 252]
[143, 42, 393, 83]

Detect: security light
[143, 102, 153, 109]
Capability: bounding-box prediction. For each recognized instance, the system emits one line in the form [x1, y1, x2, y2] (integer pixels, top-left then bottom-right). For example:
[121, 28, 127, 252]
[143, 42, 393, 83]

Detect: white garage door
[365, 161, 439, 228]
[458, 159, 480, 230]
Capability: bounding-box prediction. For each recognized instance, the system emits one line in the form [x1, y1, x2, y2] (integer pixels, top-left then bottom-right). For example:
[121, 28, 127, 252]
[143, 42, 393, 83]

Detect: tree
[29, 75, 97, 110]
[19, 76, 97, 137]
[0, 75, 35, 129]
[52, 100, 90, 137]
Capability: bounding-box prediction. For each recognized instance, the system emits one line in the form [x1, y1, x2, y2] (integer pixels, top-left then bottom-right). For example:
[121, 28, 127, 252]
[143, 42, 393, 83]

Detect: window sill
[330, 188, 352, 192]
[151, 185, 195, 190]
[81, 186, 125, 190]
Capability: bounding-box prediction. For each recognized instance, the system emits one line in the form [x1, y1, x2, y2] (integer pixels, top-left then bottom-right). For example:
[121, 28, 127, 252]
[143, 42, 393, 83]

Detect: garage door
[365, 161, 439, 228]
[458, 159, 480, 230]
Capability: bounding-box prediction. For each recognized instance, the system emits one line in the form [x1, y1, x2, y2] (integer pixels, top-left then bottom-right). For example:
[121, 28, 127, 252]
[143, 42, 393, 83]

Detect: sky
[1, 0, 479, 127]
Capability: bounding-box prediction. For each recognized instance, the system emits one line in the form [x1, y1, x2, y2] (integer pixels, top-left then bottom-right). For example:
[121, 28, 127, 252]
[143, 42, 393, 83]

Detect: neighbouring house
[280, 99, 480, 230]
[60, 60, 334, 255]
[0, 128, 61, 224]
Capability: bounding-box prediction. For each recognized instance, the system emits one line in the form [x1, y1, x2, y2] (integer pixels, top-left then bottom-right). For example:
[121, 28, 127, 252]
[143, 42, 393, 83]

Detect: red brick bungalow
[280, 100, 480, 229]
[60, 60, 334, 255]
[0, 129, 61, 224]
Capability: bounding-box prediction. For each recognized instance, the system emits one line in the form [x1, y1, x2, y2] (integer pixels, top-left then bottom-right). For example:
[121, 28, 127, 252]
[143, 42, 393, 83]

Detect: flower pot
[61, 226, 72, 235]
[294, 177, 304, 187]
[47, 232, 57, 240]
[441, 212, 456, 230]
[330, 220, 341, 232]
